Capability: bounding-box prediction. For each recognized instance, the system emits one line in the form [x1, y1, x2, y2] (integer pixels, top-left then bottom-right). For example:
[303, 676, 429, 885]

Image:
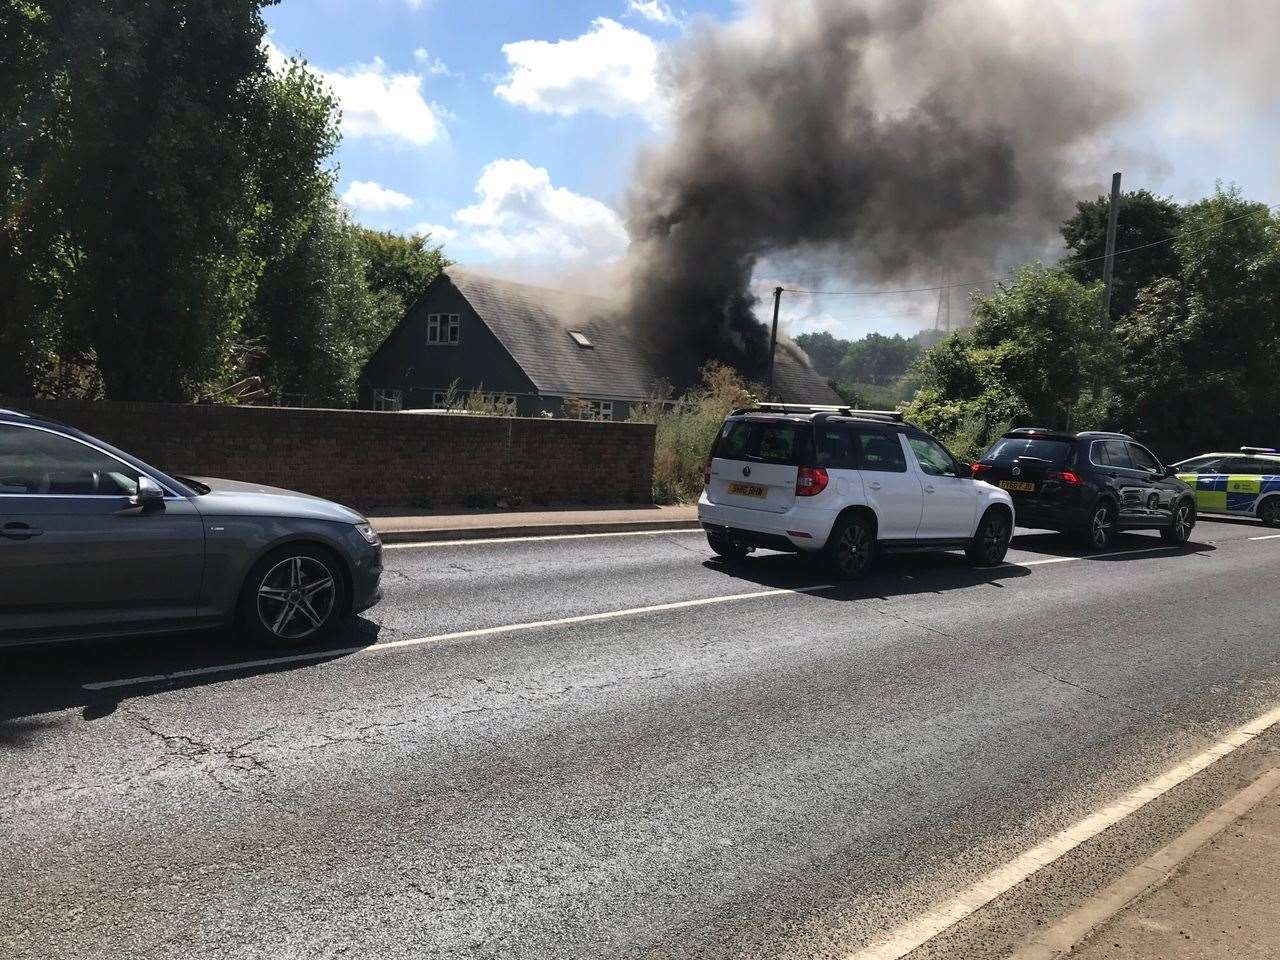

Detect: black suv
[973, 428, 1197, 549]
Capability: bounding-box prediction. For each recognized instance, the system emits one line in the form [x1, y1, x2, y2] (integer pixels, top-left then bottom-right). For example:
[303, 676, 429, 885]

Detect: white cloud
[627, 0, 679, 26]
[264, 39, 446, 145]
[412, 221, 459, 243]
[323, 57, 446, 145]
[341, 180, 415, 213]
[494, 18, 665, 123]
[413, 48, 454, 77]
[449, 159, 629, 266]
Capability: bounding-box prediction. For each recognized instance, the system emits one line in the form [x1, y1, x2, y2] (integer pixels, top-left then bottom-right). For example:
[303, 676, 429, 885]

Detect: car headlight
[355, 522, 380, 545]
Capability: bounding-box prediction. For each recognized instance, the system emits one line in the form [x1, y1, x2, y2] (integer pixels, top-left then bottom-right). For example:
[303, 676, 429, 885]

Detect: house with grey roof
[358, 270, 841, 419]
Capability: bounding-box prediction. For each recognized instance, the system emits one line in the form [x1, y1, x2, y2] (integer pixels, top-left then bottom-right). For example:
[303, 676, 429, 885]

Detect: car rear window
[982, 437, 1072, 465]
[712, 419, 814, 466]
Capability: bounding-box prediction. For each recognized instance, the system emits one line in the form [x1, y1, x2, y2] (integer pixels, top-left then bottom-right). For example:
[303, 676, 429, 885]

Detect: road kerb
[1009, 764, 1280, 960]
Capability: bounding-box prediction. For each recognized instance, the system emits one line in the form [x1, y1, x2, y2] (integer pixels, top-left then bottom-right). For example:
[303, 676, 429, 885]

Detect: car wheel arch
[1256, 493, 1280, 517]
[832, 504, 879, 542]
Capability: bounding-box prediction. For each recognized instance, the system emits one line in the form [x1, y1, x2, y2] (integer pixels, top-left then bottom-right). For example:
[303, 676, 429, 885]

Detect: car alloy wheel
[971, 511, 1012, 564]
[1261, 498, 1280, 527]
[1089, 503, 1114, 550]
[1169, 502, 1194, 542]
[832, 518, 873, 579]
[256, 555, 337, 641]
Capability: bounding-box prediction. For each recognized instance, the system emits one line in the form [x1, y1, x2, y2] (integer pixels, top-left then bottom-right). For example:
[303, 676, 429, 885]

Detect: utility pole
[1100, 171, 1122, 326]
[767, 286, 782, 398]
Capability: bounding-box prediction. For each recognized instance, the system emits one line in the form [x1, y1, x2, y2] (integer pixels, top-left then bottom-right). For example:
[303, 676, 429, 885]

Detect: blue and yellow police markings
[1177, 471, 1280, 515]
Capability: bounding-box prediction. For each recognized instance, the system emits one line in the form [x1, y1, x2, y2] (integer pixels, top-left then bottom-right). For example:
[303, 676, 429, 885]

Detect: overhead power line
[773, 203, 1278, 298]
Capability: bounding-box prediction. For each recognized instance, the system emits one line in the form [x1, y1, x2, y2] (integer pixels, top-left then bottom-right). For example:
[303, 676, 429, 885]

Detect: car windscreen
[712, 419, 814, 466]
[981, 437, 1072, 465]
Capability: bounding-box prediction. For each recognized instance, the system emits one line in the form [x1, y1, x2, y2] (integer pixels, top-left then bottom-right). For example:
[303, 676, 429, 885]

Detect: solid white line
[382, 528, 703, 549]
[843, 703, 1280, 960]
[82, 583, 837, 691]
[1248, 533, 1280, 541]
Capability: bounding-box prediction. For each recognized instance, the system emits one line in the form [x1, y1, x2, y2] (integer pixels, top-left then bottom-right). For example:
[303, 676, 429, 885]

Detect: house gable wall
[360, 278, 536, 409]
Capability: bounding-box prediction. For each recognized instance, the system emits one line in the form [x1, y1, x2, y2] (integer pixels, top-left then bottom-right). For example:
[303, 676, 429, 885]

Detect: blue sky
[264, 0, 1279, 341]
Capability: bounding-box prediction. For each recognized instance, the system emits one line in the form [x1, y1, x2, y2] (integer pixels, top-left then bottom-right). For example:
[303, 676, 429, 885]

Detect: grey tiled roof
[448, 270, 841, 405]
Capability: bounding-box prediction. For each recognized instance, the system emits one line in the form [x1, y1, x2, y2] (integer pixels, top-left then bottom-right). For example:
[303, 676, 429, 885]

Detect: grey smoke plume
[623, 0, 1129, 383]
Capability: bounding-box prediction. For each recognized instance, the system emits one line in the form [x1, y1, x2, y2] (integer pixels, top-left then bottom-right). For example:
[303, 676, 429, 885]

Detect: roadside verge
[367, 503, 701, 544]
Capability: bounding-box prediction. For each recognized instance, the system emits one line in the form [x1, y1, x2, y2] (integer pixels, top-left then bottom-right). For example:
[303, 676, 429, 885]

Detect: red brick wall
[3, 399, 656, 510]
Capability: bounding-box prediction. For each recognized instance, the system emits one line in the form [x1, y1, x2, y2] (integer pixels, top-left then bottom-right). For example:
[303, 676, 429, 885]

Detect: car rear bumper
[697, 494, 834, 550]
[1011, 501, 1090, 531]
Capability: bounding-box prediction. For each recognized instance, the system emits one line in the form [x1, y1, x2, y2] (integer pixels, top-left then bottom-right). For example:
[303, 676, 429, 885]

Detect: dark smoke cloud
[622, 0, 1129, 383]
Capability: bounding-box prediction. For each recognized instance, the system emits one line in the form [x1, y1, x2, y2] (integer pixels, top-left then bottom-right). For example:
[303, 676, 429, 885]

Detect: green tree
[351, 226, 450, 334]
[838, 332, 921, 385]
[1115, 187, 1280, 457]
[1061, 188, 1183, 322]
[906, 265, 1110, 458]
[793, 330, 848, 378]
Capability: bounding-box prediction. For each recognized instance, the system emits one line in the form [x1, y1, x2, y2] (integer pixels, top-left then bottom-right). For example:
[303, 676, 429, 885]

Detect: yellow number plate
[999, 480, 1036, 493]
[727, 481, 768, 499]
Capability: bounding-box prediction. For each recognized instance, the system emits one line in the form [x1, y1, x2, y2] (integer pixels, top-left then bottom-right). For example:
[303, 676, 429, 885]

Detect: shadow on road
[704, 548, 1032, 600]
[0, 616, 381, 746]
[1010, 529, 1217, 560]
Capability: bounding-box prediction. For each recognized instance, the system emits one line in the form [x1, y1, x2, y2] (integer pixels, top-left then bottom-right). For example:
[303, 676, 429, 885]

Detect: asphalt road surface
[5, 517, 1280, 960]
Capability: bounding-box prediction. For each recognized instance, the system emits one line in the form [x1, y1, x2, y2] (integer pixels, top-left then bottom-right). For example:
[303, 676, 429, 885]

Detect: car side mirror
[954, 462, 973, 479]
[135, 476, 166, 513]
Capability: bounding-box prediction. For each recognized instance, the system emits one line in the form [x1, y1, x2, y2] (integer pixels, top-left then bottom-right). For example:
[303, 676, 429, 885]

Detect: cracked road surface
[4, 519, 1280, 959]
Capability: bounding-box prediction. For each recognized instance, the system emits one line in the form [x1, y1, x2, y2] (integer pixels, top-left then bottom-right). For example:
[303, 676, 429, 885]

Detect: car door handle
[867, 481, 882, 491]
[923, 484, 936, 494]
[0, 522, 43, 540]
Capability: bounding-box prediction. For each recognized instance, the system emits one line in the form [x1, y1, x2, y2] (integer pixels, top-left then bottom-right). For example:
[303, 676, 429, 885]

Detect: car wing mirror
[121, 476, 166, 515]
[954, 462, 973, 478]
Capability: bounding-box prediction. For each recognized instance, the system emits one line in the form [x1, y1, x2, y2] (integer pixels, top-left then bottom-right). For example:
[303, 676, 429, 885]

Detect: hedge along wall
[3, 398, 656, 510]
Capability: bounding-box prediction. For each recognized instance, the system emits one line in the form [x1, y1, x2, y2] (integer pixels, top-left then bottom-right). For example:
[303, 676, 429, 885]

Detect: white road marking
[82, 583, 838, 691]
[1248, 533, 1280, 541]
[382, 528, 703, 549]
[843, 703, 1280, 960]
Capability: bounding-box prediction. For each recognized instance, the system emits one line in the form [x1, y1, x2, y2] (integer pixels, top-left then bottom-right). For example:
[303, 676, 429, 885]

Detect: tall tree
[1061, 188, 1183, 322]
[793, 331, 847, 378]
[1116, 187, 1280, 456]
[351, 226, 450, 333]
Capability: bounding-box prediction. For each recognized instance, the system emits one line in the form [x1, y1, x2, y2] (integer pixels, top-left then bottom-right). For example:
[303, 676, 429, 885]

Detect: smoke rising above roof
[621, 0, 1131, 384]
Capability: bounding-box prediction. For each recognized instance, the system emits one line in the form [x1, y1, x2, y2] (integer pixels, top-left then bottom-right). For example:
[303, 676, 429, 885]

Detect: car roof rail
[728, 403, 905, 423]
[1241, 446, 1278, 454]
[1075, 430, 1133, 439]
[0, 407, 32, 418]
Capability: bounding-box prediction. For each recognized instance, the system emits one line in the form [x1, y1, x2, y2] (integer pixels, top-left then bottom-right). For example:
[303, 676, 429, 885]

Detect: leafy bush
[630, 362, 760, 504]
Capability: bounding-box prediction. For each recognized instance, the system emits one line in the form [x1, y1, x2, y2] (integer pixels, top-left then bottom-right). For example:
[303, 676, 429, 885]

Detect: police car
[1173, 447, 1280, 527]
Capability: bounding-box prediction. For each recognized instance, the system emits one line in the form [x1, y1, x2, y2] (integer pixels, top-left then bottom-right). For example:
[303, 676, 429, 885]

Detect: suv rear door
[975, 435, 1074, 511]
[851, 428, 921, 539]
[705, 418, 808, 514]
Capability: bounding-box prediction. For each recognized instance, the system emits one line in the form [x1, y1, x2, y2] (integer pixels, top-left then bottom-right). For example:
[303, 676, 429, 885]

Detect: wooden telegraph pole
[767, 286, 782, 398]
[1100, 171, 1122, 326]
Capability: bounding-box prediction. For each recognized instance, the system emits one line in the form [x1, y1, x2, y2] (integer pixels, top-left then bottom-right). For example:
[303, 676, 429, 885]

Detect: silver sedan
[0, 407, 383, 648]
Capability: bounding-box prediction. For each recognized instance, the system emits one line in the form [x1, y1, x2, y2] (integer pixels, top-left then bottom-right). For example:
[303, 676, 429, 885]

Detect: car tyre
[1161, 499, 1196, 544]
[966, 508, 1012, 565]
[1081, 500, 1116, 551]
[1259, 496, 1280, 528]
[826, 514, 876, 580]
[707, 531, 750, 563]
[239, 544, 345, 647]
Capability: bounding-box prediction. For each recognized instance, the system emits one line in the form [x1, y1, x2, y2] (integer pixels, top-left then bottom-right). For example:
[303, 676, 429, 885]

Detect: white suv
[697, 404, 1015, 578]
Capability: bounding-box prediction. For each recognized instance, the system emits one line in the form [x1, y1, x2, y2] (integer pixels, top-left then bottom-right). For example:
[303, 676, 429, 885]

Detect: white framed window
[427, 313, 461, 346]
[585, 400, 614, 421]
[372, 388, 403, 411]
[430, 391, 450, 408]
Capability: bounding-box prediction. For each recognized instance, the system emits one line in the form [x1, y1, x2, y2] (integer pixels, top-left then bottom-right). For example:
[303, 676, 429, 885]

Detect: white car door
[851, 428, 922, 540]
[906, 435, 981, 539]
